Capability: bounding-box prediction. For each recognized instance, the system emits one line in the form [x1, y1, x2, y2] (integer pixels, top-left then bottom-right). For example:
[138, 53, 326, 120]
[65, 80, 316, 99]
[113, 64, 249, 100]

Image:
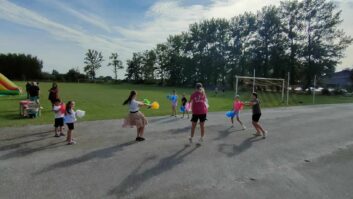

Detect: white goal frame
[235, 75, 285, 102]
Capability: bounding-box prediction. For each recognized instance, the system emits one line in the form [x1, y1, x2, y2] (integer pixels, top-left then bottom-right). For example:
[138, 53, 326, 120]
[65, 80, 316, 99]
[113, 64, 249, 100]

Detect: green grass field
[0, 81, 352, 127]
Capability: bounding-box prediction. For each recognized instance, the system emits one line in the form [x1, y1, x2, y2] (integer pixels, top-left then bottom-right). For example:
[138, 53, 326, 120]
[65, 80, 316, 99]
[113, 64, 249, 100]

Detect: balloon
[185, 102, 191, 111]
[180, 106, 185, 112]
[60, 103, 66, 114]
[150, 101, 160, 110]
[144, 99, 151, 105]
[225, 111, 235, 118]
[76, 110, 86, 118]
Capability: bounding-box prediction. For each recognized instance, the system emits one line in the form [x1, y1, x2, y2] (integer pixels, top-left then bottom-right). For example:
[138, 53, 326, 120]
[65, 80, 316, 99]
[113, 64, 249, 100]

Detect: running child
[52, 99, 65, 137]
[231, 95, 246, 130]
[248, 92, 267, 138]
[189, 83, 208, 144]
[181, 94, 189, 119]
[122, 90, 150, 142]
[64, 101, 77, 145]
[170, 90, 178, 117]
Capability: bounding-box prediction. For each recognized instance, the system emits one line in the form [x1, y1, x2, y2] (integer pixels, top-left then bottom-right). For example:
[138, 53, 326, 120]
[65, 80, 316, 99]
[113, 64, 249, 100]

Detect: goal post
[235, 75, 286, 102]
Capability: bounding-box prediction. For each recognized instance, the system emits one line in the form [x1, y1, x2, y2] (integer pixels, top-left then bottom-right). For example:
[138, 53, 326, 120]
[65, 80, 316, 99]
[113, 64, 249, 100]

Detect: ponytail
[66, 101, 73, 115]
[123, 90, 136, 105]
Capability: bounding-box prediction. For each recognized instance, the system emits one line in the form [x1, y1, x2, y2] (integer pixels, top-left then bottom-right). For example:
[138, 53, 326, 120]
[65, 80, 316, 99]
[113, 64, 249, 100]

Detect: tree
[84, 49, 104, 80]
[125, 52, 144, 82]
[301, 0, 352, 87]
[108, 53, 123, 80]
[65, 68, 86, 82]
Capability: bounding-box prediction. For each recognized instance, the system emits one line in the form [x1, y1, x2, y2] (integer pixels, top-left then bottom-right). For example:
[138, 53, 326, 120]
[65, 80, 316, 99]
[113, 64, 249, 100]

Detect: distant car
[315, 87, 324, 92]
[328, 88, 335, 92]
[294, 87, 303, 91]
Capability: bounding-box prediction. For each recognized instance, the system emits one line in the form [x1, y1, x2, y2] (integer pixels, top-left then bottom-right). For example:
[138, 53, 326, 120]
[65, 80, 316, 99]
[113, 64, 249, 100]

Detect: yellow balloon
[151, 101, 160, 110]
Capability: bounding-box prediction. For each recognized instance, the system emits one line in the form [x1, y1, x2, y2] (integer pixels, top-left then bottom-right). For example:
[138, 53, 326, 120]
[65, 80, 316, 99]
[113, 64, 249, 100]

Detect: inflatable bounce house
[0, 73, 21, 95]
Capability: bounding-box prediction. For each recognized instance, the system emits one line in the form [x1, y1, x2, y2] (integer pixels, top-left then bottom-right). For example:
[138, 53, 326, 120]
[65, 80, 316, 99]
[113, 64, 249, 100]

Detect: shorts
[191, 114, 207, 123]
[172, 102, 178, 108]
[54, 118, 64, 127]
[252, 113, 261, 122]
[67, 123, 74, 130]
[231, 111, 239, 118]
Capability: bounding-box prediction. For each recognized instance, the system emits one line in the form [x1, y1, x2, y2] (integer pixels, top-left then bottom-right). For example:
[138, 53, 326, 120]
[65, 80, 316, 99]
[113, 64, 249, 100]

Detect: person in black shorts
[248, 92, 267, 138]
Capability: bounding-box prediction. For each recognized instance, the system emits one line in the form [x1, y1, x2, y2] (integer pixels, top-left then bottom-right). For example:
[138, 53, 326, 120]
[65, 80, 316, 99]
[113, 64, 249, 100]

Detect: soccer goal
[235, 75, 285, 103]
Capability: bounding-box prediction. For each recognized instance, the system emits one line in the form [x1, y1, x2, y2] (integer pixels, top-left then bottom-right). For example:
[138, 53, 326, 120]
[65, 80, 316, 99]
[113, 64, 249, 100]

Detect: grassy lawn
[0, 81, 352, 127]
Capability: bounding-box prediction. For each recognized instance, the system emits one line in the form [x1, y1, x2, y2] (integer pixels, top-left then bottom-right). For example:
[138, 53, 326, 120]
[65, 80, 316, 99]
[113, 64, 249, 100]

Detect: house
[324, 69, 353, 88]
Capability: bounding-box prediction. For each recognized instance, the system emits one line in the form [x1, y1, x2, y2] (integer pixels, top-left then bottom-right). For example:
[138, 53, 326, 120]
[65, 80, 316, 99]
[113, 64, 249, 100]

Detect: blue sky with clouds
[0, 0, 352, 79]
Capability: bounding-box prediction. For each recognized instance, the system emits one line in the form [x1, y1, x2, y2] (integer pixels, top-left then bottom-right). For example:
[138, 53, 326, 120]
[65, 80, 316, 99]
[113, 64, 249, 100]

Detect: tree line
[124, 0, 352, 88]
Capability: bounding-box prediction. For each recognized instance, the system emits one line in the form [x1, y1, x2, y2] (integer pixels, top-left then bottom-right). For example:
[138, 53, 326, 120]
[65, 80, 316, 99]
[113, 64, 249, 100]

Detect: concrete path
[1, 104, 353, 199]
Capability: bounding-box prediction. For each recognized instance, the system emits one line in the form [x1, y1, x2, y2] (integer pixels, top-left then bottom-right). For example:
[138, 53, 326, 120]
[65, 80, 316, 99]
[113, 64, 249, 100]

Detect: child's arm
[136, 101, 151, 108]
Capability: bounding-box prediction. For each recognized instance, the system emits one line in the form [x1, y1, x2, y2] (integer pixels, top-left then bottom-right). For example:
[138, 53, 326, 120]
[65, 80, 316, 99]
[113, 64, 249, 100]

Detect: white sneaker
[199, 137, 204, 143]
[263, 131, 268, 139]
[242, 125, 247, 130]
[189, 137, 193, 144]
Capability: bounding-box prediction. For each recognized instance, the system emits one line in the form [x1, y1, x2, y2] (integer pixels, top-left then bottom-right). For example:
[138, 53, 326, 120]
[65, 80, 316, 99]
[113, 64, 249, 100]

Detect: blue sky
[0, 0, 352, 79]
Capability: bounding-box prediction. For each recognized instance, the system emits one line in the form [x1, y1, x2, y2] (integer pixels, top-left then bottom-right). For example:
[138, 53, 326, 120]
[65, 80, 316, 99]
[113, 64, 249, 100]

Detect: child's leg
[252, 121, 261, 134]
[256, 123, 266, 134]
[67, 129, 72, 142]
[236, 116, 243, 126]
[139, 127, 145, 138]
[54, 127, 59, 135]
[190, 122, 197, 138]
[231, 117, 234, 125]
[200, 122, 205, 138]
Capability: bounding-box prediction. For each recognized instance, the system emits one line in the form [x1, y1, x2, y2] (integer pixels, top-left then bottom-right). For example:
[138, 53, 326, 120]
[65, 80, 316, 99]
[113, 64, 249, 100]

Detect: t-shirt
[190, 91, 207, 115]
[64, 109, 76, 123]
[251, 98, 261, 114]
[233, 101, 244, 112]
[129, 99, 139, 112]
[171, 95, 178, 104]
[29, 85, 39, 97]
[53, 105, 64, 118]
[181, 97, 187, 106]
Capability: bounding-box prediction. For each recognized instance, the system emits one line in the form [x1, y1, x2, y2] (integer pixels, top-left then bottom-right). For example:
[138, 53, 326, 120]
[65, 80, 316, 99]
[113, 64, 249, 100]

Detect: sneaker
[199, 137, 204, 143]
[139, 137, 146, 141]
[60, 133, 65, 136]
[242, 125, 247, 130]
[135, 137, 141, 141]
[188, 137, 193, 144]
[54, 134, 60, 137]
[67, 141, 77, 145]
[262, 131, 268, 139]
[253, 133, 261, 137]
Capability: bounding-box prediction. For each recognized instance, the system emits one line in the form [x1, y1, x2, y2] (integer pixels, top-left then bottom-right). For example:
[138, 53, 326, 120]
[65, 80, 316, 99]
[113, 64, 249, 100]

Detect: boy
[248, 93, 267, 138]
[53, 99, 65, 137]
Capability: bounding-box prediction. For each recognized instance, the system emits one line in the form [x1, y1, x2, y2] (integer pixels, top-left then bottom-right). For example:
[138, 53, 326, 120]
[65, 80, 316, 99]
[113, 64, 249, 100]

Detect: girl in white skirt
[122, 90, 149, 141]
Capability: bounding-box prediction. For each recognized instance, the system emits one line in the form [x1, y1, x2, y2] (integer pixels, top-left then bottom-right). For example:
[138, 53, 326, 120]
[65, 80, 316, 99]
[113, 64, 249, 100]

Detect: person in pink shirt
[231, 95, 246, 130]
[189, 83, 208, 144]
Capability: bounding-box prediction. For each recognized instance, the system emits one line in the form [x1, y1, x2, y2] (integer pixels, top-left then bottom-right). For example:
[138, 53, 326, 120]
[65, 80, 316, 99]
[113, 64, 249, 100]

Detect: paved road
[1, 104, 353, 199]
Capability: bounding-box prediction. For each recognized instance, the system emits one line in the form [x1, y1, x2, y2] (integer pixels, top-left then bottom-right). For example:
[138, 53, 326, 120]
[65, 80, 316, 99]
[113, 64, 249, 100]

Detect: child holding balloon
[231, 95, 246, 129]
[170, 90, 178, 117]
[181, 94, 189, 119]
[52, 98, 65, 137]
[64, 101, 77, 145]
[123, 90, 151, 142]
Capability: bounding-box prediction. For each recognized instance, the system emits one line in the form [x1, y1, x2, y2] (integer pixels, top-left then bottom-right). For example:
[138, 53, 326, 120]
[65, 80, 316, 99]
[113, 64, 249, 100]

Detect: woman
[122, 90, 150, 141]
[189, 83, 208, 144]
[48, 82, 59, 106]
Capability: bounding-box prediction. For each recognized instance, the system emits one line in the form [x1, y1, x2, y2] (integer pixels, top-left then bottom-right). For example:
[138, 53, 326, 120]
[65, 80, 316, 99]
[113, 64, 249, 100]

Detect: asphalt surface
[1, 104, 353, 199]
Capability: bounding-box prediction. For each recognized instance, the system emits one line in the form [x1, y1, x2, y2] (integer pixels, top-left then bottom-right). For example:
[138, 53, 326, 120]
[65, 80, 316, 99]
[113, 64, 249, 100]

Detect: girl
[189, 83, 208, 144]
[181, 94, 189, 119]
[64, 101, 77, 145]
[247, 92, 267, 138]
[122, 90, 149, 141]
[170, 90, 178, 117]
[231, 95, 246, 130]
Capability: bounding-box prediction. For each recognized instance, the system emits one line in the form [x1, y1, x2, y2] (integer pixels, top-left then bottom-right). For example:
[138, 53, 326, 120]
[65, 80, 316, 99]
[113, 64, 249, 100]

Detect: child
[181, 94, 189, 119]
[189, 83, 208, 144]
[170, 90, 178, 117]
[231, 95, 246, 130]
[64, 101, 77, 145]
[248, 93, 267, 138]
[53, 99, 65, 137]
[122, 90, 150, 141]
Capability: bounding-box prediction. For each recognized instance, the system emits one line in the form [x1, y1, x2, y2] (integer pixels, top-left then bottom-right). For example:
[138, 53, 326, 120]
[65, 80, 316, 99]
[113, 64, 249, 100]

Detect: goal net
[235, 76, 285, 105]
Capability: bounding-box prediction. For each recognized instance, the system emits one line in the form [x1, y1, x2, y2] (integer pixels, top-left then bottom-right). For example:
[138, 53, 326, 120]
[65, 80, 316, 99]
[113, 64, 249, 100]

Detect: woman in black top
[248, 92, 267, 138]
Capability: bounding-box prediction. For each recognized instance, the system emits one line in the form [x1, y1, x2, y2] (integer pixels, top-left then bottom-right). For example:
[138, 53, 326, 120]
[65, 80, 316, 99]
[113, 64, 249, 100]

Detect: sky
[0, 0, 352, 79]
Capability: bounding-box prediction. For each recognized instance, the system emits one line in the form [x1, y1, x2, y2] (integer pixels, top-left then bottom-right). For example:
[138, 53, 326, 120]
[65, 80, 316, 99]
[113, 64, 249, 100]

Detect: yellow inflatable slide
[0, 73, 21, 95]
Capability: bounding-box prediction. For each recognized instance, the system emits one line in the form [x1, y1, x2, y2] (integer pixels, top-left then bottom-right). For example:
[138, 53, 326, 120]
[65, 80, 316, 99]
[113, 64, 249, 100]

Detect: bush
[321, 88, 331, 96]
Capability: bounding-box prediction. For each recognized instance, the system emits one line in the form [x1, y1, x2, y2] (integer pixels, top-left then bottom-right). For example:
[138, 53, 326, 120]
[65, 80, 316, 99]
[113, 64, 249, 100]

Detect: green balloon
[144, 99, 151, 105]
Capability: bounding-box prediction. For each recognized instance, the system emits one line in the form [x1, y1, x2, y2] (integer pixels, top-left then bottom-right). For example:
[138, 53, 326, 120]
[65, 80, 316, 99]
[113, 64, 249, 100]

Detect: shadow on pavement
[218, 136, 263, 157]
[0, 130, 52, 142]
[214, 127, 243, 140]
[34, 140, 137, 175]
[108, 144, 199, 198]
